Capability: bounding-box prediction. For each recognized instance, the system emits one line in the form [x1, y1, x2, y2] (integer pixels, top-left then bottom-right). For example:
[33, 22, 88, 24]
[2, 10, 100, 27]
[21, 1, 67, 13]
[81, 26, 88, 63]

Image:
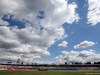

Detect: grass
[0, 70, 100, 75]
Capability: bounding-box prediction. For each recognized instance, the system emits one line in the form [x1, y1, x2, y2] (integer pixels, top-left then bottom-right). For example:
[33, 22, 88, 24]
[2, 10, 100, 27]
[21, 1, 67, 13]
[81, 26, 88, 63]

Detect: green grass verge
[0, 70, 100, 75]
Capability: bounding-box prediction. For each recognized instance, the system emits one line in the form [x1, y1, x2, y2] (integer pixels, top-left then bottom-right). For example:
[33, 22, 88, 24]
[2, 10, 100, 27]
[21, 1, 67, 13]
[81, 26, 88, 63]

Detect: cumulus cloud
[55, 49, 100, 64]
[74, 40, 96, 49]
[0, 0, 79, 63]
[58, 41, 68, 47]
[87, 0, 100, 25]
[0, 18, 9, 25]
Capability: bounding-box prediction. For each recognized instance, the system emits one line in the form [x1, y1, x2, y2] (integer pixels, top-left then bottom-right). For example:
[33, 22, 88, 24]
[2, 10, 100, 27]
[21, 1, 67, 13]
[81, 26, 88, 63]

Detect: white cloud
[74, 40, 96, 49]
[0, 0, 79, 63]
[87, 0, 100, 25]
[55, 49, 100, 64]
[55, 55, 63, 59]
[0, 18, 9, 25]
[58, 41, 68, 47]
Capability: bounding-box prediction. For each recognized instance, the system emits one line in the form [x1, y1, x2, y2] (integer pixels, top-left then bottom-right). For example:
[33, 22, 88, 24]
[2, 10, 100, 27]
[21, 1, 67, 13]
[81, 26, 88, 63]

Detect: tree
[75, 62, 78, 64]
[35, 63, 37, 65]
[72, 62, 74, 65]
[85, 62, 91, 64]
[32, 63, 33, 65]
[21, 62, 23, 65]
[94, 61, 100, 64]
[65, 62, 67, 65]
[7, 61, 12, 64]
[17, 59, 20, 64]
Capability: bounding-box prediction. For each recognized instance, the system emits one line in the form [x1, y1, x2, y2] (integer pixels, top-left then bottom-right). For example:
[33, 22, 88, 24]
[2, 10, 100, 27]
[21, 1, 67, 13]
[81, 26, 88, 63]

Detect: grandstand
[0, 64, 100, 71]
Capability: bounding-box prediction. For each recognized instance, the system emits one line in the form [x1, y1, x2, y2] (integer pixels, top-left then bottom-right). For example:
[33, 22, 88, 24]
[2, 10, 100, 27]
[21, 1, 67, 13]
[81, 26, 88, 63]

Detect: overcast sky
[0, 0, 100, 64]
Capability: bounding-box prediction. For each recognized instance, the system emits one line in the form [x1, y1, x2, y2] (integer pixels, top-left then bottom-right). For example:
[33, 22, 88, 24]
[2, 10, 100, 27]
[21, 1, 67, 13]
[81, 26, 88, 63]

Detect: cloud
[87, 0, 100, 25]
[55, 49, 100, 64]
[0, 0, 79, 63]
[0, 18, 9, 25]
[74, 40, 96, 49]
[58, 41, 68, 47]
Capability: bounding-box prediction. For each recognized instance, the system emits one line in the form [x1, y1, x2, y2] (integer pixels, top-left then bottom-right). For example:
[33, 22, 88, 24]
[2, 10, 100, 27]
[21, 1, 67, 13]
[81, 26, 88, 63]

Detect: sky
[0, 0, 100, 64]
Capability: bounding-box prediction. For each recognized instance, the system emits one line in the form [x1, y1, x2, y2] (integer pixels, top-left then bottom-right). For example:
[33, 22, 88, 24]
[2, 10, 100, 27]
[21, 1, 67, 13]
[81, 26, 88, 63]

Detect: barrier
[0, 64, 100, 71]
